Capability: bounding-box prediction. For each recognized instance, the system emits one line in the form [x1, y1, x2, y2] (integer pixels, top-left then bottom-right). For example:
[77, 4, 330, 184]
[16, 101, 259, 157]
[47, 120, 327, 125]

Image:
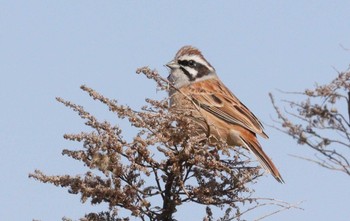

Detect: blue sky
[1, 1, 350, 220]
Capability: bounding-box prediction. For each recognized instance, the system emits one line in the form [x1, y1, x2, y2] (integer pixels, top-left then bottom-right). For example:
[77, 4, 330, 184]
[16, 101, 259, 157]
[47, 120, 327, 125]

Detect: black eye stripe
[177, 59, 212, 81]
[178, 60, 185, 65]
[178, 59, 196, 67]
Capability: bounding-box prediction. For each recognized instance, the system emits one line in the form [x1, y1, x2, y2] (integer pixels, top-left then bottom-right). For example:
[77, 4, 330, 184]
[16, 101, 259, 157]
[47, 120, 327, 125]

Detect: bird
[165, 45, 284, 183]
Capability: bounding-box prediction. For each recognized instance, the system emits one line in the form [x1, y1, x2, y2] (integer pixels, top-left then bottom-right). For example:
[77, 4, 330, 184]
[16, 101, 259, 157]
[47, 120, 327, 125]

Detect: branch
[348, 91, 350, 125]
[269, 69, 350, 176]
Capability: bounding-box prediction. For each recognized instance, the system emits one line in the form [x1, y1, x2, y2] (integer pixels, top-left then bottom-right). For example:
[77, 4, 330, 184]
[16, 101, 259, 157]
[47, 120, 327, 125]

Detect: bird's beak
[165, 60, 179, 69]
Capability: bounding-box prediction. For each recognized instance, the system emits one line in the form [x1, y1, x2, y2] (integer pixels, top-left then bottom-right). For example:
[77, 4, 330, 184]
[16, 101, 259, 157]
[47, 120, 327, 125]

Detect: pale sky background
[1, 1, 350, 221]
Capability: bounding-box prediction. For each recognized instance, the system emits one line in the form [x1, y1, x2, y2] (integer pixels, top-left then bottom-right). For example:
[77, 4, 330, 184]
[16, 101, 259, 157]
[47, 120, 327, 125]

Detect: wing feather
[185, 79, 268, 138]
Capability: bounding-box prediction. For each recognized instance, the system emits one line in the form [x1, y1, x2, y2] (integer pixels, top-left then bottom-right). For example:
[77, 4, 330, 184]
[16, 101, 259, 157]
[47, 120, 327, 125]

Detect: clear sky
[1, 1, 350, 220]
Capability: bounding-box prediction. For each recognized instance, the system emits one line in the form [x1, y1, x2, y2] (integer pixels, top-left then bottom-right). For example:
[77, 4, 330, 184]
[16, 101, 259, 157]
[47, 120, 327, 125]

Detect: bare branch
[348, 91, 350, 124]
[270, 69, 350, 176]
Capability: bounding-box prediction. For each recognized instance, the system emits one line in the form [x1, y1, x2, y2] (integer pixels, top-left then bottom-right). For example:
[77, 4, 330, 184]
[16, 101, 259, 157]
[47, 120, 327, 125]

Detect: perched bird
[166, 46, 284, 183]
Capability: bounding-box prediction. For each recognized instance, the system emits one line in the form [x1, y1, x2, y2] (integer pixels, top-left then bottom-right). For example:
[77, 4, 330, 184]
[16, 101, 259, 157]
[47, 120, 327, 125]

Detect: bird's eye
[178, 59, 196, 68]
[188, 60, 196, 67]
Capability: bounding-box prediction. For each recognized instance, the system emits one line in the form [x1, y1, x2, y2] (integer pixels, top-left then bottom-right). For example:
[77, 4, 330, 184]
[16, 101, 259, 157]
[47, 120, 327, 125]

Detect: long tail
[240, 136, 284, 183]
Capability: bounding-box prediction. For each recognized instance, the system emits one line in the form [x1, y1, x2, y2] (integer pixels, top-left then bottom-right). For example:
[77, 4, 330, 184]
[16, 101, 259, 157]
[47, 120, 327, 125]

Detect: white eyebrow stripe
[179, 55, 205, 65]
[178, 54, 215, 73]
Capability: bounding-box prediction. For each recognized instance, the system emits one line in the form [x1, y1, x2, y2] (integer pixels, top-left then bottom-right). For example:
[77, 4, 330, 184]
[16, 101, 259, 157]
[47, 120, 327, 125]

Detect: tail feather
[240, 136, 284, 183]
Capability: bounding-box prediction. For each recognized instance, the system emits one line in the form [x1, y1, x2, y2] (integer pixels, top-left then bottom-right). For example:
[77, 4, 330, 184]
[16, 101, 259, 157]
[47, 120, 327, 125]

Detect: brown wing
[179, 78, 283, 183]
[185, 78, 268, 139]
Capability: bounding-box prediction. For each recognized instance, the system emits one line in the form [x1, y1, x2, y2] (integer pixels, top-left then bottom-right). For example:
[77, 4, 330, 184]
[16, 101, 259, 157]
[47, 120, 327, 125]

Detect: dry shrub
[30, 67, 295, 221]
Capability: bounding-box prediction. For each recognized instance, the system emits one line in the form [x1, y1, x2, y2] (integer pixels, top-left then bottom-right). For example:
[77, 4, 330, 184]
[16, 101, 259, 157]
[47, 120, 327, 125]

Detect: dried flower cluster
[270, 68, 350, 175]
[30, 67, 293, 221]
